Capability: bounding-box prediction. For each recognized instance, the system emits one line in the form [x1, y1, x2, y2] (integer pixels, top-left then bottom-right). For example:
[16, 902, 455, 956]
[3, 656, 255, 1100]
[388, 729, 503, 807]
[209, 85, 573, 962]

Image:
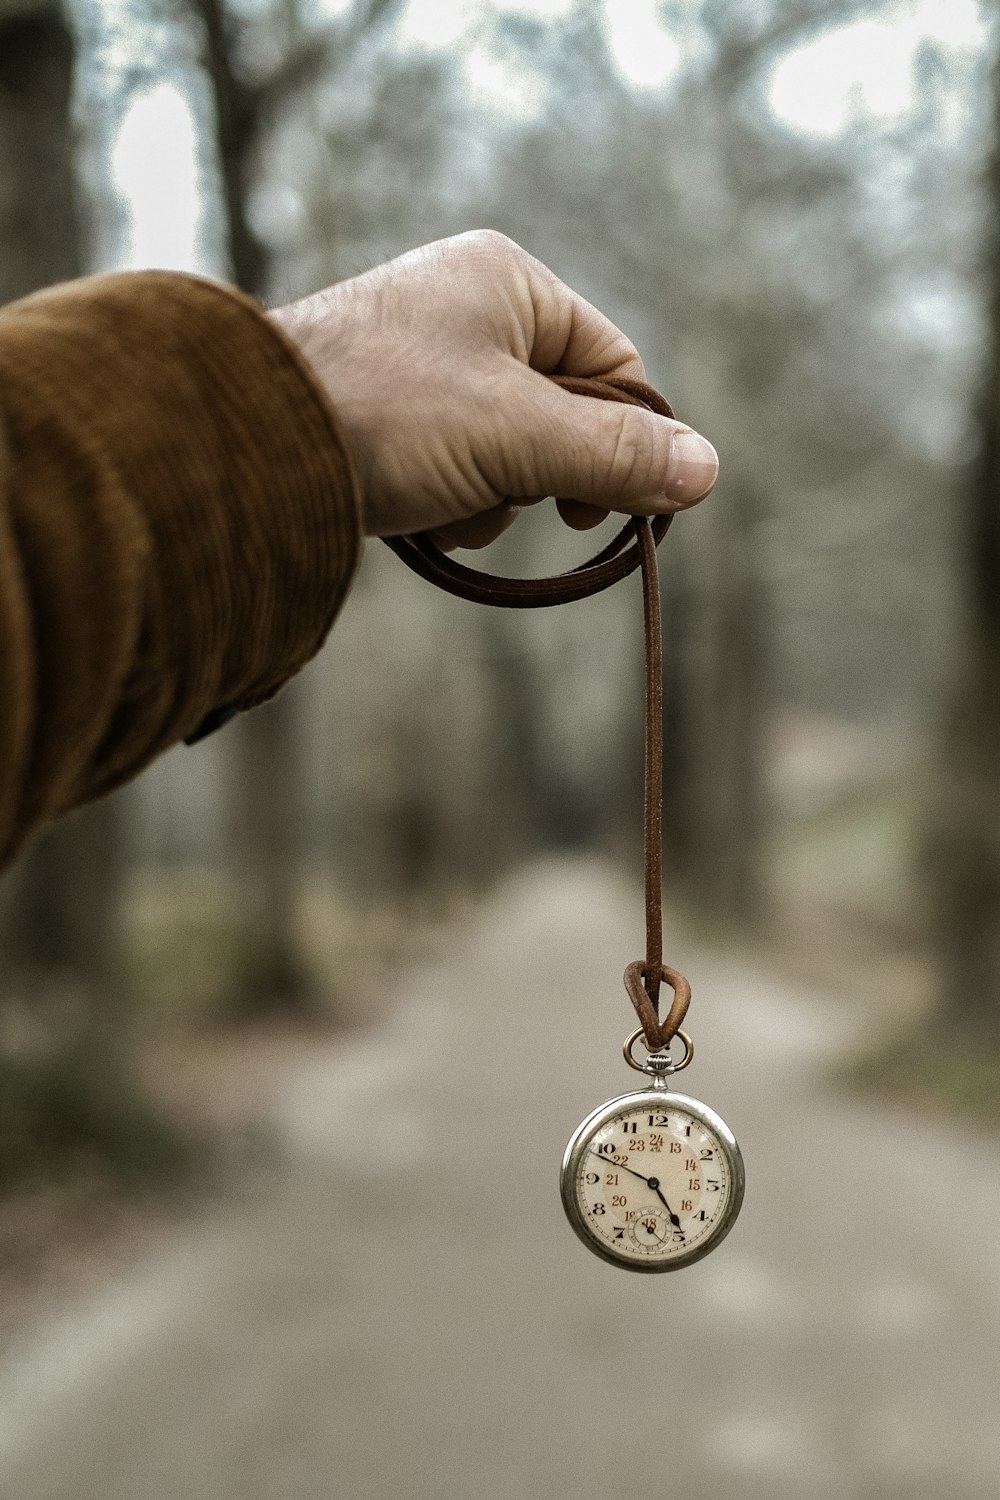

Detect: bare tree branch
[694, 0, 885, 98]
[249, 0, 408, 120]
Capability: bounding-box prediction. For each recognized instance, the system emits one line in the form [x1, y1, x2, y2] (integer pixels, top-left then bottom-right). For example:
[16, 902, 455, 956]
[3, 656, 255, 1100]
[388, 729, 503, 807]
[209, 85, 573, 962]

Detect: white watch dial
[561, 1090, 744, 1272]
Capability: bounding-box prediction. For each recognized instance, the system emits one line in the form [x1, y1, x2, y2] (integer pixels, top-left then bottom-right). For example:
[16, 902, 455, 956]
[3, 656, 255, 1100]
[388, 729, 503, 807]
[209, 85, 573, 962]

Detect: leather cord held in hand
[621, 516, 691, 1051]
[383, 373, 690, 1052]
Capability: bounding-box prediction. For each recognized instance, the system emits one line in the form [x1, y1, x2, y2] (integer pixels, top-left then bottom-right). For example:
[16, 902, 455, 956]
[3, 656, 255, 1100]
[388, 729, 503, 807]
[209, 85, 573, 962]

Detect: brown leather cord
[623, 512, 691, 1051]
[383, 376, 675, 608]
[383, 373, 690, 1052]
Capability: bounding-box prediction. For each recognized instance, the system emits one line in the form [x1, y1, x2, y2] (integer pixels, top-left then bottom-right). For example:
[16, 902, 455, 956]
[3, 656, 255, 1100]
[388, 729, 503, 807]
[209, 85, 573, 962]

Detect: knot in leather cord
[624, 962, 691, 1054]
[383, 372, 690, 1052]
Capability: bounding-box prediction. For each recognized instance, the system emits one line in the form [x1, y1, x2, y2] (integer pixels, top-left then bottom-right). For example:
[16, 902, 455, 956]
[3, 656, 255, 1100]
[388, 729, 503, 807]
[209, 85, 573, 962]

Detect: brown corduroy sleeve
[0, 271, 362, 868]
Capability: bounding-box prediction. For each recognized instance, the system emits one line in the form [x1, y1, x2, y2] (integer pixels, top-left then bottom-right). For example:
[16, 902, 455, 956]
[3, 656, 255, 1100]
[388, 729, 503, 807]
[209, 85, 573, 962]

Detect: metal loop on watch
[623, 1026, 694, 1075]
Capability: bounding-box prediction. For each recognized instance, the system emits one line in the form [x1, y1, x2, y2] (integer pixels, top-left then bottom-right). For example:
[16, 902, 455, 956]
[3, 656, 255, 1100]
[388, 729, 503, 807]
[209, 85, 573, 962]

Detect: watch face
[561, 1090, 744, 1272]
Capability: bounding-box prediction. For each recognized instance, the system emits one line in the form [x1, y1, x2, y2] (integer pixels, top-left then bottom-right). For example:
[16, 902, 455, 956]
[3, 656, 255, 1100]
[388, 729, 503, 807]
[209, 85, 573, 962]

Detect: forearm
[0, 271, 362, 866]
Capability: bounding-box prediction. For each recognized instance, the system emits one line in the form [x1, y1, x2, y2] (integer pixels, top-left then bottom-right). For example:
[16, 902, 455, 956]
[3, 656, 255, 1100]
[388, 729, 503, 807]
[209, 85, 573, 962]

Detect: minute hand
[589, 1151, 682, 1230]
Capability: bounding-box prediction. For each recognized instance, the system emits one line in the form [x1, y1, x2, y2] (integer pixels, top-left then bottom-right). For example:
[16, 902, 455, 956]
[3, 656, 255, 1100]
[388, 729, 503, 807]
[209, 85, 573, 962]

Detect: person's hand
[269, 230, 718, 549]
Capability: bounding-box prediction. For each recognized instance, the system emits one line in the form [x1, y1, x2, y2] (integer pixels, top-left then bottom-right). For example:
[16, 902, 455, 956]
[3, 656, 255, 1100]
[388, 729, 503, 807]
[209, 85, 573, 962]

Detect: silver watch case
[560, 1087, 745, 1273]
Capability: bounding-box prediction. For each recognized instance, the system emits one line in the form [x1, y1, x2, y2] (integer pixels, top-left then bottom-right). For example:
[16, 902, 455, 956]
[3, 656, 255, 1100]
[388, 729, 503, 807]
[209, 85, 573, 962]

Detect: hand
[269, 230, 718, 548]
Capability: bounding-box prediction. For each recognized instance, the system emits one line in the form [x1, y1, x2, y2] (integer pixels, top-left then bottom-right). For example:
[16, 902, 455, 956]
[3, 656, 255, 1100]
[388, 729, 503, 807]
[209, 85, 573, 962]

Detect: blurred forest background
[0, 0, 998, 1202]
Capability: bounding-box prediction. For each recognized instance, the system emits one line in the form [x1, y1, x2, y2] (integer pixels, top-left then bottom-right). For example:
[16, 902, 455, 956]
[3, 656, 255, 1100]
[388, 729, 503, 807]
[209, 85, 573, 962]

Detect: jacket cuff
[1, 270, 363, 799]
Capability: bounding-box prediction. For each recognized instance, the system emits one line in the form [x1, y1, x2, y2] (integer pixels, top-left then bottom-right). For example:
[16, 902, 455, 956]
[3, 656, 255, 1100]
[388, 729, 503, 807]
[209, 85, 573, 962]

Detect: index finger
[519, 249, 648, 384]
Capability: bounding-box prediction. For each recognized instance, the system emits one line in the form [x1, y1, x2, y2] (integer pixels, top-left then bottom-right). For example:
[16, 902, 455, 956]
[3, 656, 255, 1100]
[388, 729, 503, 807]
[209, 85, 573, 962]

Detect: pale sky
[111, 0, 990, 271]
[111, 84, 202, 272]
[769, 0, 986, 136]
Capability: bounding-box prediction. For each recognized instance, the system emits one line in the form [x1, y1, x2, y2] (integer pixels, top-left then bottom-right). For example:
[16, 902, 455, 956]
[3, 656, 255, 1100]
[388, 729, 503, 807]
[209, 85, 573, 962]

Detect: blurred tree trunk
[685, 479, 769, 926]
[921, 52, 1000, 1041]
[0, 1, 126, 1015]
[190, 0, 411, 1014]
[480, 612, 554, 855]
[190, 0, 311, 1018]
[0, 1, 78, 291]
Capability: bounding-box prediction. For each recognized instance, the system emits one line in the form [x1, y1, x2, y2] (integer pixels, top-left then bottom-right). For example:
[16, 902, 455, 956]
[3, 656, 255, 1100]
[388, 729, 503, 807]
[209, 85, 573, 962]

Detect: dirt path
[1, 858, 998, 1500]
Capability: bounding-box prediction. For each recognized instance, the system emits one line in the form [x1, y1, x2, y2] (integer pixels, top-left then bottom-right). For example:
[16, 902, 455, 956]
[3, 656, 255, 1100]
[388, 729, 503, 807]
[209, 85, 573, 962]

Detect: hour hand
[649, 1185, 683, 1231]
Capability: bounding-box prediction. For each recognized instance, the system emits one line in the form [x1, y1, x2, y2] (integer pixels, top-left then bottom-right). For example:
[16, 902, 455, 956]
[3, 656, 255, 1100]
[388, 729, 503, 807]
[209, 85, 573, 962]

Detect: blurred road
[2, 858, 999, 1500]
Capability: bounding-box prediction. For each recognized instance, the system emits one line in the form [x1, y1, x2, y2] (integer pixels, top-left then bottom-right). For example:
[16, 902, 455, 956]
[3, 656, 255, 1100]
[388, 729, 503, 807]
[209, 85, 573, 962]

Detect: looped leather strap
[623, 962, 690, 1054]
[382, 372, 690, 1051]
[382, 376, 675, 608]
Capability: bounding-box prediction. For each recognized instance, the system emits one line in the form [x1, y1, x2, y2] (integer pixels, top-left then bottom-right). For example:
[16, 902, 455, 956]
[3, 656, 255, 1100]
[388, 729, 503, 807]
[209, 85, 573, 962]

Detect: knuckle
[605, 409, 659, 496]
[457, 228, 523, 262]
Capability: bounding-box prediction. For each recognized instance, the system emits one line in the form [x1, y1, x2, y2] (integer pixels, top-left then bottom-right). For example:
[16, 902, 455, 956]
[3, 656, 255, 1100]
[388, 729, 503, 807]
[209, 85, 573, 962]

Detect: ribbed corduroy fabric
[0, 271, 362, 868]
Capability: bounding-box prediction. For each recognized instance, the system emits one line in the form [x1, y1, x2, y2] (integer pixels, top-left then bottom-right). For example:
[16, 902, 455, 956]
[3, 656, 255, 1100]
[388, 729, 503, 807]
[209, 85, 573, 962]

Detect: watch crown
[645, 1052, 674, 1074]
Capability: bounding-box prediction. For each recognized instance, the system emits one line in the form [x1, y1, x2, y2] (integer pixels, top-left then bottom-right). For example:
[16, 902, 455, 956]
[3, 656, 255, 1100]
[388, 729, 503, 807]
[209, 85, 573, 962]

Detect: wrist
[268, 291, 377, 533]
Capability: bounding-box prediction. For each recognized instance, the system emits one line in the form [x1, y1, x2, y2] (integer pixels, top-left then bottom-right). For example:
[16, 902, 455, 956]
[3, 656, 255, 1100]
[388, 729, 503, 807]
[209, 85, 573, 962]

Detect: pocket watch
[560, 1029, 744, 1272]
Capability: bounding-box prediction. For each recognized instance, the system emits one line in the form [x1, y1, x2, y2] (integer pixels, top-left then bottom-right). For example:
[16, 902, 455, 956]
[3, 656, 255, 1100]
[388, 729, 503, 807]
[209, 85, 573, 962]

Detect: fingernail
[664, 429, 719, 507]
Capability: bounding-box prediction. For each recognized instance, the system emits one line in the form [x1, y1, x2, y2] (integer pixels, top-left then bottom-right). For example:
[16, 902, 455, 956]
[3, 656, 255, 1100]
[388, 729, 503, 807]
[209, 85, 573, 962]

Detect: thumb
[500, 371, 719, 513]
